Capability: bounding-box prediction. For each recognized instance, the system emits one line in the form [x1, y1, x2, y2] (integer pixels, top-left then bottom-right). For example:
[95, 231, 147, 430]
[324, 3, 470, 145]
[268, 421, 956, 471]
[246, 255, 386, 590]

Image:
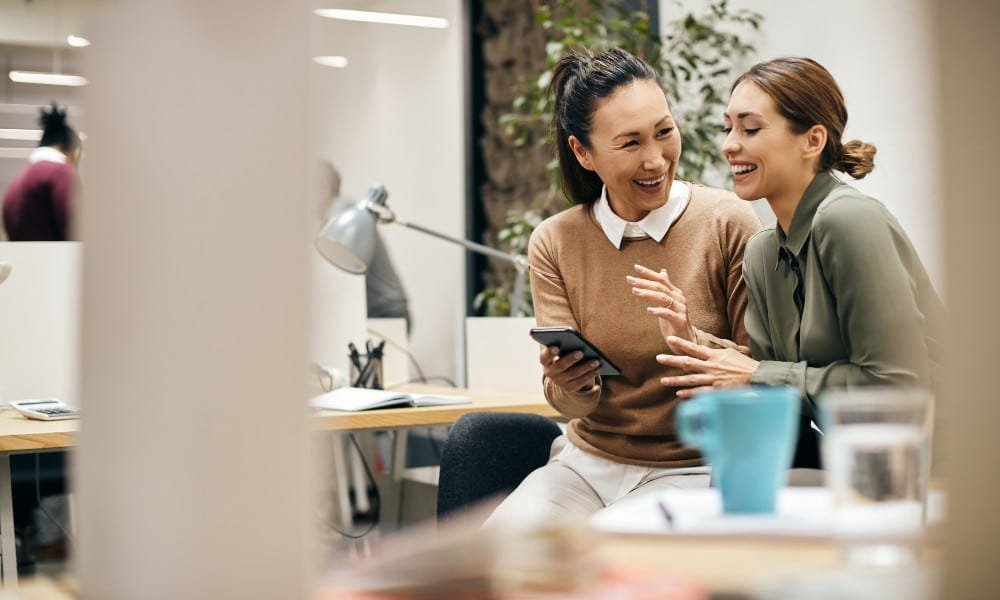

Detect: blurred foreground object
[314, 503, 706, 600]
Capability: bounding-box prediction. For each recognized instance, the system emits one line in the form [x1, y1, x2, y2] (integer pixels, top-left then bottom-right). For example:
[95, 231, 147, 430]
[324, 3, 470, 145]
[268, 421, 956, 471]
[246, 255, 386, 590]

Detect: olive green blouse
[744, 171, 945, 420]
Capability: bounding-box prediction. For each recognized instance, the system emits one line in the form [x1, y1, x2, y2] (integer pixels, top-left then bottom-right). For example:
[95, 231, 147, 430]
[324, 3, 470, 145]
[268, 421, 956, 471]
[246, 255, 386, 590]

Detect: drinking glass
[819, 387, 932, 568]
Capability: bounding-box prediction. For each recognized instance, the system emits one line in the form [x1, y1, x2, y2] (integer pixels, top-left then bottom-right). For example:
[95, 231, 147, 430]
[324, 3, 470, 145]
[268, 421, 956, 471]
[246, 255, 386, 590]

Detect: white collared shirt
[28, 146, 68, 165]
[592, 180, 690, 249]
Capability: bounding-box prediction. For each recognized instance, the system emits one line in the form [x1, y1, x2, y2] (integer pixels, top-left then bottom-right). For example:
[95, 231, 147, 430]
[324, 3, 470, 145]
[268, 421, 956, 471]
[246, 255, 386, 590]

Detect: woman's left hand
[656, 336, 760, 398]
[628, 264, 697, 344]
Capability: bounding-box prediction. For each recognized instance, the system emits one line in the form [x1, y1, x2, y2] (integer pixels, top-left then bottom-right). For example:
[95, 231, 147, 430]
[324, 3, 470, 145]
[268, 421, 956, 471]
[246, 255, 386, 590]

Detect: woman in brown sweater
[484, 48, 760, 527]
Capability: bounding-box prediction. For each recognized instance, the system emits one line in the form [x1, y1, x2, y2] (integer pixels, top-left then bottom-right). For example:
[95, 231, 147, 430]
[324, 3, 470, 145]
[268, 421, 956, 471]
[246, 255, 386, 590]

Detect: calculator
[8, 399, 80, 421]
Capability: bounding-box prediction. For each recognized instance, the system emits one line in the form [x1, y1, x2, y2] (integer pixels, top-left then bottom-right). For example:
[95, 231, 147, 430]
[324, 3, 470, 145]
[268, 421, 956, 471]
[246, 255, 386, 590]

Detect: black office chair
[436, 411, 822, 521]
[792, 414, 823, 469]
[436, 412, 561, 520]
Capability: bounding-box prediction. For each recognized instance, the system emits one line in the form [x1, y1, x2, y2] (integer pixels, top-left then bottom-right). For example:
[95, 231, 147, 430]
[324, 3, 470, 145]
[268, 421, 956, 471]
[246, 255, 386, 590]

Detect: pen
[657, 500, 675, 528]
[353, 356, 372, 388]
[348, 342, 363, 372]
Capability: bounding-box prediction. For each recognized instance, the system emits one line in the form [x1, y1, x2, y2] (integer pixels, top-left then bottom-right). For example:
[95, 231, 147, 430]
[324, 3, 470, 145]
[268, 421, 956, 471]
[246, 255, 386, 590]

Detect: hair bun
[838, 139, 876, 179]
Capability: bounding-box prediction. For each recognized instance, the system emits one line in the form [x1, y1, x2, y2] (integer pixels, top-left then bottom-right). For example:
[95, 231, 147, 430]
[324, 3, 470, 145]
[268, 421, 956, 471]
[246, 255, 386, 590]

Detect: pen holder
[350, 353, 384, 390]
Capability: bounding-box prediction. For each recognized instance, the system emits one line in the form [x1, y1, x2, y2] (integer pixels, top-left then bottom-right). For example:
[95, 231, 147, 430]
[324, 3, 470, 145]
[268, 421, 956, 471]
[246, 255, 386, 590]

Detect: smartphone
[529, 326, 621, 376]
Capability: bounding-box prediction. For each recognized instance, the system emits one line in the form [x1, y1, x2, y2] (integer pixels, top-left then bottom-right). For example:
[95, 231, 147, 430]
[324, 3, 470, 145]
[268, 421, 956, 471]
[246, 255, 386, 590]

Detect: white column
[76, 2, 311, 598]
[936, 2, 1000, 598]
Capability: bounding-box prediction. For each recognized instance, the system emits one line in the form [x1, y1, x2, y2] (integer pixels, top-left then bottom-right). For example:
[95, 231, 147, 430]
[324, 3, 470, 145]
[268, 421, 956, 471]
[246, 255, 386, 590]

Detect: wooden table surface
[310, 384, 558, 432]
[0, 384, 556, 449]
[0, 407, 77, 452]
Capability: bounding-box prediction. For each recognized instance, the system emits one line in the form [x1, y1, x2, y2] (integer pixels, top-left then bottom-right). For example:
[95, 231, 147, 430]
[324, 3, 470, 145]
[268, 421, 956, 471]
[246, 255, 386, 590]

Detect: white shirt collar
[28, 146, 68, 165]
[592, 180, 690, 249]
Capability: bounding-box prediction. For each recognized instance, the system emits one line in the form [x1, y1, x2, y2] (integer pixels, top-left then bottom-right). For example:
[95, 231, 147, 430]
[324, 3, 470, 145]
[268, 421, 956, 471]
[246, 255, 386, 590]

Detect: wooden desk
[311, 384, 557, 530]
[596, 533, 840, 593]
[311, 384, 558, 432]
[0, 409, 78, 587]
[0, 386, 557, 586]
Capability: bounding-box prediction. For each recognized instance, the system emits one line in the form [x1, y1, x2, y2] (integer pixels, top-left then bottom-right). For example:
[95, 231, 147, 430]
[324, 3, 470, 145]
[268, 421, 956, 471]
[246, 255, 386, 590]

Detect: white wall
[311, 0, 466, 385]
[661, 0, 941, 286]
[0, 243, 81, 406]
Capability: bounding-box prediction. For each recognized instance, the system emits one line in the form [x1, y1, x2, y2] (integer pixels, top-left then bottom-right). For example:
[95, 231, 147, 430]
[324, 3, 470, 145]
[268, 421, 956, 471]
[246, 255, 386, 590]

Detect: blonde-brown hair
[733, 57, 875, 179]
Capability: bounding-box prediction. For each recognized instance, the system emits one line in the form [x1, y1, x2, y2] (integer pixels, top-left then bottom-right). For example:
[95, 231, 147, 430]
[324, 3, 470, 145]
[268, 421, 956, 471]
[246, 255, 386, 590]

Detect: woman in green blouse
[640, 57, 944, 465]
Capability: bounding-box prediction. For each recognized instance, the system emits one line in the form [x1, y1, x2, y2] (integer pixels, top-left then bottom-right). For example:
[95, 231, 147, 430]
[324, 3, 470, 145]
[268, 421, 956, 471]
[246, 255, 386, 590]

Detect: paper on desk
[590, 487, 836, 538]
[310, 387, 471, 412]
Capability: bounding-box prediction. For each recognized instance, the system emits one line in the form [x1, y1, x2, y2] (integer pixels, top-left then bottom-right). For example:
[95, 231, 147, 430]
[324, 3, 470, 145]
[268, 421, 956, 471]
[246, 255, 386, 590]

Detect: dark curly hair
[38, 102, 81, 153]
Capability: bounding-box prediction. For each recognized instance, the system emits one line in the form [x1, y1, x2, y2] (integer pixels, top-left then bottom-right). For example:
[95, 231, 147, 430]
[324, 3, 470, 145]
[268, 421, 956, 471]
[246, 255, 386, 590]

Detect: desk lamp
[316, 184, 529, 315]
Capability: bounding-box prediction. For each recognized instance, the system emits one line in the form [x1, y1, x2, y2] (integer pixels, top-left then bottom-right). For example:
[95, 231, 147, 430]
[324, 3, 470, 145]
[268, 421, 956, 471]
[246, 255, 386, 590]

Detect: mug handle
[677, 400, 715, 452]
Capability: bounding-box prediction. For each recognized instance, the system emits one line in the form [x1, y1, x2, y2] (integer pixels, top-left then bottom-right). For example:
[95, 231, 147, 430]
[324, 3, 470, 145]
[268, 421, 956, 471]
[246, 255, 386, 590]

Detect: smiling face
[721, 81, 823, 216]
[568, 79, 681, 222]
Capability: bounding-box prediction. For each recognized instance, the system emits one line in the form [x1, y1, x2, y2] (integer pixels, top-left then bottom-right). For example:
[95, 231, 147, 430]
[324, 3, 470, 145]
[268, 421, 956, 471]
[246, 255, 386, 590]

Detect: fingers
[564, 370, 599, 392]
[665, 335, 713, 360]
[659, 373, 719, 388]
[539, 345, 560, 367]
[646, 303, 688, 320]
[632, 263, 678, 291]
[629, 279, 687, 320]
[540, 346, 600, 390]
[675, 385, 717, 399]
[626, 274, 669, 294]
[656, 353, 711, 372]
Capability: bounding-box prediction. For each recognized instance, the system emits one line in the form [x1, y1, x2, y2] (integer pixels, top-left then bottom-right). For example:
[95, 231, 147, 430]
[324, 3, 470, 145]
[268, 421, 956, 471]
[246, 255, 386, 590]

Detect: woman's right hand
[540, 345, 600, 393]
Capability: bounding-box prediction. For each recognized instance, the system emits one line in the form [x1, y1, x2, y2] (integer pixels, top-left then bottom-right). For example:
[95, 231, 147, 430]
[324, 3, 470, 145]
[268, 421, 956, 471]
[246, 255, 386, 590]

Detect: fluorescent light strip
[67, 35, 91, 47]
[314, 8, 448, 29]
[0, 129, 41, 142]
[313, 55, 349, 68]
[9, 71, 89, 87]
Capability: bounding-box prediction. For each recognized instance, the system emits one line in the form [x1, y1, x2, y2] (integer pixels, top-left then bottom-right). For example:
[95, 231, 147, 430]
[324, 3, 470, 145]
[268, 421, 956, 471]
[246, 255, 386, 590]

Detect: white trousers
[483, 435, 709, 529]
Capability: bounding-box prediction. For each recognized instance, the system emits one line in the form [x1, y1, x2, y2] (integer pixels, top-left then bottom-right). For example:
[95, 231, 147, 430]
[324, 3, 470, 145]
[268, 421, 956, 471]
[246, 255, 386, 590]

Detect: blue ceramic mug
[677, 386, 800, 514]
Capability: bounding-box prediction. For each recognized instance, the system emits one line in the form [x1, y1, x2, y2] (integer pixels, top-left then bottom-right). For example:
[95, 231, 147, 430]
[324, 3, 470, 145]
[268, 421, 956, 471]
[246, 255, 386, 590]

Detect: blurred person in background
[2, 103, 82, 241]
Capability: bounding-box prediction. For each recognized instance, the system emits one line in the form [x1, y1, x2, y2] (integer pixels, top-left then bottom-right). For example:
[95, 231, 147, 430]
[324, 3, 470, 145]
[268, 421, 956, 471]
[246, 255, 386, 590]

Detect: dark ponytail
[549, 48, 659, 204]
[38, 102, 80, 152]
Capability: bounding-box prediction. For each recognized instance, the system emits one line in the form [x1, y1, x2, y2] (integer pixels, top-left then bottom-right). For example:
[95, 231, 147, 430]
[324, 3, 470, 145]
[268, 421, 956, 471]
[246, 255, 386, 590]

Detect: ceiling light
[67, 35, 91, 47]
[0, 129, 41, 142]
[313, 8, 448, 29]
[9, 71, 89, 87]
[313, 56, 349, 68]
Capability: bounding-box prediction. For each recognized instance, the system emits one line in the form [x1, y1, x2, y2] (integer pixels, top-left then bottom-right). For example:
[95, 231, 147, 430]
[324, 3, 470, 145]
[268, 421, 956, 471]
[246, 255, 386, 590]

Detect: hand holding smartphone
[529, 326, 621, 376]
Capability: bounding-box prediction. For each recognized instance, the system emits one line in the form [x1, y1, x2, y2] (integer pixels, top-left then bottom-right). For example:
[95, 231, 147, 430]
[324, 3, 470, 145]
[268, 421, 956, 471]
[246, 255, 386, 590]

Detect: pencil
[657, 500, 675, 527]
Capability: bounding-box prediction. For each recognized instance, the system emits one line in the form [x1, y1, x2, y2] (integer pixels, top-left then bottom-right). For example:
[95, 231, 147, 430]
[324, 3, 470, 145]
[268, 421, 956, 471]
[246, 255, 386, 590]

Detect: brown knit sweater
[528, 183, 761, 467]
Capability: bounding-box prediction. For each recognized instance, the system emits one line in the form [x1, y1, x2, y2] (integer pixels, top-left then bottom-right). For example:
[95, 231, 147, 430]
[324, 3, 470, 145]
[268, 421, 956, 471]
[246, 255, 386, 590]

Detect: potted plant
[474, 0, 763, 315]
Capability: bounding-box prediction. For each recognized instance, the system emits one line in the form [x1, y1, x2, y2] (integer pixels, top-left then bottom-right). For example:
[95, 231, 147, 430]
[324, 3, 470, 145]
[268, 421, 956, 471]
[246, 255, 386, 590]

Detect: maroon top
[2, 159, 77, 241]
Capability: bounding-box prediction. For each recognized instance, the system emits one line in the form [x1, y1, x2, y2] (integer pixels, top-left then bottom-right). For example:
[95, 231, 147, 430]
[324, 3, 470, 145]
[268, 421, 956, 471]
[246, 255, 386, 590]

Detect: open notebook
[310, 387, 471, 412]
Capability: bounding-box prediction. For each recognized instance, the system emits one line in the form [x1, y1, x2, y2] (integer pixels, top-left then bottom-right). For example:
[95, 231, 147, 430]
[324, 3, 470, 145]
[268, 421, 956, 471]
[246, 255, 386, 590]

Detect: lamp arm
[393, 217, 528, 272]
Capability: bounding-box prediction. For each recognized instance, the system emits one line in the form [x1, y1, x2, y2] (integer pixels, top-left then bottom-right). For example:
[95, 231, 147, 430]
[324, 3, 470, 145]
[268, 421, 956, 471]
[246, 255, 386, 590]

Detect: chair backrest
[792, 414, 823, 469]
[437, 412, 561, 519]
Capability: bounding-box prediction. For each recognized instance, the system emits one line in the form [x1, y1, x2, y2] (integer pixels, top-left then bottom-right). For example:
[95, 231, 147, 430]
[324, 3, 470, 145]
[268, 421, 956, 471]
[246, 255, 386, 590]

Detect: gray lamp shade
[315, 197, 377, 274]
